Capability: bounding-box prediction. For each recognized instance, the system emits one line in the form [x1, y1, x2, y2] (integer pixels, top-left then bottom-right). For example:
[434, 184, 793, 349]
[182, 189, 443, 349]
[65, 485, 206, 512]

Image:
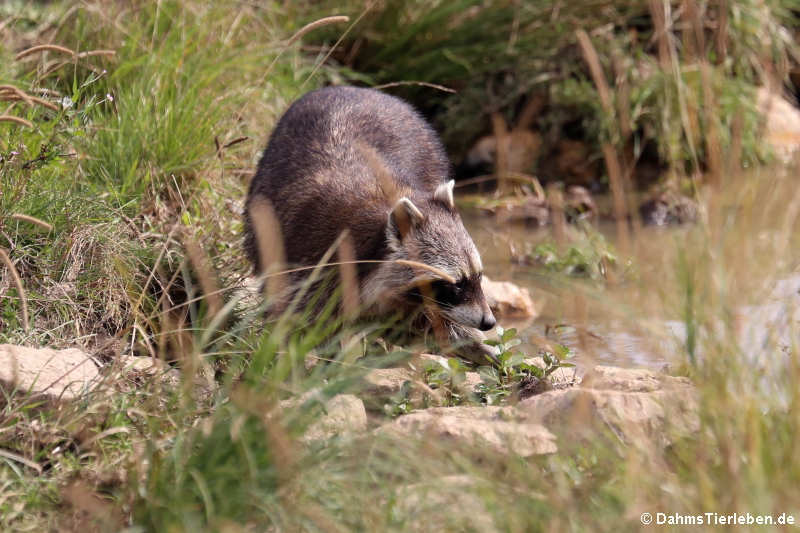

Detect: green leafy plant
[477, 326, 575, 404]
[520, 223, 627, 281]
[423, 356, 472, 406]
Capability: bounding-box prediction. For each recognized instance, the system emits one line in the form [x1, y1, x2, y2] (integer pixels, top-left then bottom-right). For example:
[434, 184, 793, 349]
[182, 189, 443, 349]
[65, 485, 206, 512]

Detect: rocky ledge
[0, 342, 697, 456]
[354, 361, 697, 455]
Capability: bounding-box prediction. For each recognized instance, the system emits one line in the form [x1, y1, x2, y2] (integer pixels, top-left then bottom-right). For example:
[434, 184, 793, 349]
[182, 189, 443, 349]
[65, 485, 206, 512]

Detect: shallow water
[464, 209, 800, 370]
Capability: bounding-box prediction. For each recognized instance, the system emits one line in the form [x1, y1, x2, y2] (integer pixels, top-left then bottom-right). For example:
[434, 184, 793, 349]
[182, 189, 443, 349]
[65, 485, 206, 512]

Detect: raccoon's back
[245, 86, 450, 272]
[251, 86, 448, 195]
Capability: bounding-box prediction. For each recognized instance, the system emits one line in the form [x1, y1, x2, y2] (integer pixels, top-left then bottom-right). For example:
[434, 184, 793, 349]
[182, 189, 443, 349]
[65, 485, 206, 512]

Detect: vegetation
[303, 0, 800, 185]
[0, 1, 799, 532]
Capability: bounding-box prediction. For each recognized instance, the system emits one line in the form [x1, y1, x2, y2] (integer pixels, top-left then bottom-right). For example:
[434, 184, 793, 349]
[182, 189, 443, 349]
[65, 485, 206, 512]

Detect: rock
[304, 394, 367, 442]
[360, 367, 422, 411]
[376, 406, 557, 457]
[417, 353, 451, 367]
[287, 394, 367, 443]
[112, 355, 181, 387]
[481, 276, 536, 319]
[362, 367, 416, 398]
[564, 185, 597, 221]
[757, 87, 800, 163]
[117, 355, 168, 375]
[639, 190, 698, 226]
[580, 365, 691, 393]
[0, 344, 100, 401]
[515, 366, 698, 447]
[393, 475, 498, 533]
[462, 371, 483, 392]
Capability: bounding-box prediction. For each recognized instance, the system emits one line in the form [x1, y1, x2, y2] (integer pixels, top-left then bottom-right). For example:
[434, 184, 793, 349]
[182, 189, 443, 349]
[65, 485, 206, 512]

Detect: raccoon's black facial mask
[431, 277, 473, 307]
[405, 275, 480, 308]
[439, 274, 497, 331]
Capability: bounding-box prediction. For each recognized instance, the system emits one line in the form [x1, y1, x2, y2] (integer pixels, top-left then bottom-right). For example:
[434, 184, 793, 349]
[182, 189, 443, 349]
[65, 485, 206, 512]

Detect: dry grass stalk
[0, 115, 34, 128]
[491, 112, 511, 194]
[249, 198, 288, 302]
[611, 54, 631, 141]
[572, 293, 591, 358]
[14, 44, 76, 61]
[547, 183, 566, 247]
[728, 109, 743, 175]
[684, 0, 706, 54]
[0, 247, 29, 333]
[372, 80, 455, 93]
[0, 448, 41, 474]
[10, 213, 53, 232]
[285, 16, 350, 47]
[601, 143, 631, 256]
[576, 29, 631, 255]
[515, 93, 546, 131]
[0, 93, 60, 111]
[27, 95, 59, 111]
[700, 63, 722, 188]
[357, 141, 404, 202]
[182, 235, 222, 321]
[715, 0, 728, 63]
[337, 231, 359, 321]
[0, 85, 33, 106]
[575, 30, 612, 111]
[300, 7, 371, 89]
[274, 259, 456, 286]
[648, 0, 671, 69]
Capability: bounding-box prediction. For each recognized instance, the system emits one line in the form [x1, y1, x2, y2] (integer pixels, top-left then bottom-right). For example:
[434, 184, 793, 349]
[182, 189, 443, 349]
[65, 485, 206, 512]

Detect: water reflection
[465, 211, 800, 369]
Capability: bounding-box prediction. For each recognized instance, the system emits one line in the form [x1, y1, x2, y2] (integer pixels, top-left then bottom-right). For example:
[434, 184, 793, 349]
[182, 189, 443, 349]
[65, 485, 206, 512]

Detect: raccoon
[244, 86, 497, 363]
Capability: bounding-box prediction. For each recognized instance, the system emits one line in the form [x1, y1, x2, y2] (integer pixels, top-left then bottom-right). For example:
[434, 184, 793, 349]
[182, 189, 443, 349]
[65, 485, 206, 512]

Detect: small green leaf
[501, 328, 517, 343]
[447, 358, 465, 372]
[553, 343, 571, 359]
[508, 353, 526, 367]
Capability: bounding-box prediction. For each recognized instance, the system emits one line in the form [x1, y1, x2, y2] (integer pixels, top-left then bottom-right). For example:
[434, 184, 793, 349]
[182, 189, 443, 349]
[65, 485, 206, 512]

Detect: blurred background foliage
[296, 0, 800, 189]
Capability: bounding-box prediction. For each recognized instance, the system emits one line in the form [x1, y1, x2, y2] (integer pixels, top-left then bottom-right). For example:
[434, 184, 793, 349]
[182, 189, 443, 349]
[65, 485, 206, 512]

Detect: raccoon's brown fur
[244, 86, 496, 363]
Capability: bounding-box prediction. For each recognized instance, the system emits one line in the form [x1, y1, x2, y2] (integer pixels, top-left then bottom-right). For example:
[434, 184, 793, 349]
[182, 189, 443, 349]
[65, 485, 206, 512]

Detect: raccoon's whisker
[418, 293, 453, 309]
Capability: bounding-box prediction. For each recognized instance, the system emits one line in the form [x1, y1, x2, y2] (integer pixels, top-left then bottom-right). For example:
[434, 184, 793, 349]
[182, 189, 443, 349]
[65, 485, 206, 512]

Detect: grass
[0, 1, 800, 531]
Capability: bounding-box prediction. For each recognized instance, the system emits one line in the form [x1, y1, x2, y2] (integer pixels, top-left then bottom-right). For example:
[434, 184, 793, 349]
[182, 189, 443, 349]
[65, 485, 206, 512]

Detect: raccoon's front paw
[457, 340, 500, 366]
[449, 327, 500, 366]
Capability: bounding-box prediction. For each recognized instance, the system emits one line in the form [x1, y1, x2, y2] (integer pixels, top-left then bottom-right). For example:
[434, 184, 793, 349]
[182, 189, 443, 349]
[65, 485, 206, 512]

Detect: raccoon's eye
[432, 278, 464, 306]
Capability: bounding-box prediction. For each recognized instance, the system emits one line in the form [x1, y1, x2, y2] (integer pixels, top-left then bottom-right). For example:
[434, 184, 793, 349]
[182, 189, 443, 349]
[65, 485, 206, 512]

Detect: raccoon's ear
[387, 197, 424, 245]
[433, 180, 455, 209]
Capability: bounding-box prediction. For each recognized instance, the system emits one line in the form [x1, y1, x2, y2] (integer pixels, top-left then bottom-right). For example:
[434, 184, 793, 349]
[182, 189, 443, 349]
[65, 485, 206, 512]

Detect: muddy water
[463, 211, 800, 369]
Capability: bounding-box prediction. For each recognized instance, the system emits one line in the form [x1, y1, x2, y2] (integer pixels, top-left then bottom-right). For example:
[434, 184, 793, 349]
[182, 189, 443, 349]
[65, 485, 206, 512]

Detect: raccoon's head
[384, 180, 496, 332]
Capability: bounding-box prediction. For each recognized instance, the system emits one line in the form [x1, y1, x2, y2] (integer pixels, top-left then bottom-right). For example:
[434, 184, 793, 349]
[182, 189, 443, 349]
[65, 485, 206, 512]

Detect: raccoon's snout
[478, 313, 496, 331]
[442, 303, 496, 331]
